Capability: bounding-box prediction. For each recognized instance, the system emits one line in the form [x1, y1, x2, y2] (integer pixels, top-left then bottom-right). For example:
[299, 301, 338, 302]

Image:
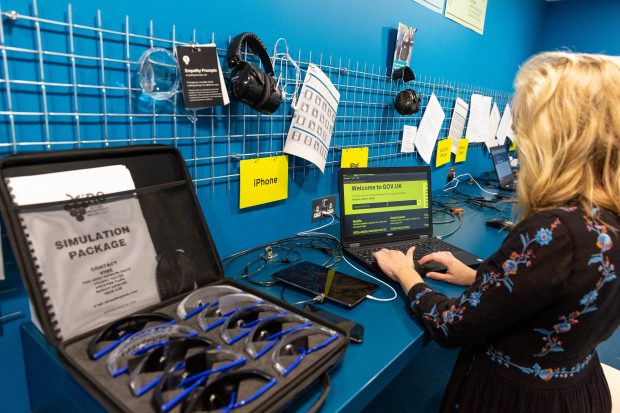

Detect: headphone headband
[227, 32, 275, 75]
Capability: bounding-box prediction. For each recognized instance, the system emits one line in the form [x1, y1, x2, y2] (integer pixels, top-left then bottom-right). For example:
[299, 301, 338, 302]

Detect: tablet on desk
[272, 262, 379, 307]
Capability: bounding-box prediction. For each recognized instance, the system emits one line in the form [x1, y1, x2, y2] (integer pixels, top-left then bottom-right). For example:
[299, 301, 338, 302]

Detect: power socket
[311, 195, 336, 222]
[447, 167, 456, 183]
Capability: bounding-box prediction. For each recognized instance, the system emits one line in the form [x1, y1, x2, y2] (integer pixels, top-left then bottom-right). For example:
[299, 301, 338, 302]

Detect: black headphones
[227, 32, 282, 114]
[393, 66, 420, 116]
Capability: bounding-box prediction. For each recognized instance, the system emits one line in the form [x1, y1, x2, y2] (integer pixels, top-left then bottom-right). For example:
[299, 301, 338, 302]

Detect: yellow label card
[509, 136, 517, 151]
[239, 155, 288, 209]
[455, 138, 469, 163]
[341, 147, 369, 168]
[435, 138, 452, 167]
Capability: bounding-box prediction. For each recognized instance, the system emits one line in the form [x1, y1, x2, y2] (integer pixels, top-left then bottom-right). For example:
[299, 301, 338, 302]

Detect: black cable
[306, 373, 331, 413]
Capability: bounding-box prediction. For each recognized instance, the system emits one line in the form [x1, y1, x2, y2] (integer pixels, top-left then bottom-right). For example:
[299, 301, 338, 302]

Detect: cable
[443, 173, 498, 196]
[271, 38, 302, 109]
[298, 213, 398, 303]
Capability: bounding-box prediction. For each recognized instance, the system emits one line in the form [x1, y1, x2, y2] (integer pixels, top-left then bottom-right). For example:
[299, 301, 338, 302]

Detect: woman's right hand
[418, 252, 477, 286]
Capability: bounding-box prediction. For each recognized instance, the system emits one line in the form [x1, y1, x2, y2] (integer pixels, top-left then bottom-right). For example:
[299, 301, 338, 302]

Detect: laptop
[338, 166, 484, 276]
[490, 145, 517, 191]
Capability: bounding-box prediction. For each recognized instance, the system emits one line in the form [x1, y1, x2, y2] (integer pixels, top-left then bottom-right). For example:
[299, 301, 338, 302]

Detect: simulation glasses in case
[0, 145, 349, 413]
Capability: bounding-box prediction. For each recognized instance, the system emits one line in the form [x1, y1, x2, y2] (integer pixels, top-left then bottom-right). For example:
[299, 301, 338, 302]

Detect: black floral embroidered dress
[407, 207, 619, 412]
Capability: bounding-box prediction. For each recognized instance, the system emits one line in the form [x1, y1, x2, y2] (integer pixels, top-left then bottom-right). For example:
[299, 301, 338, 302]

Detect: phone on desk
[303, 303, 364, 344]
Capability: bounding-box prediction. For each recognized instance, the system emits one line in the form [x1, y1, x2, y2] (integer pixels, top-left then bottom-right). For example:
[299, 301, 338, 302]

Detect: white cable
[297, 214, 398, 302]
[271, 38, 301, 109]
[443, 173, 498, 196]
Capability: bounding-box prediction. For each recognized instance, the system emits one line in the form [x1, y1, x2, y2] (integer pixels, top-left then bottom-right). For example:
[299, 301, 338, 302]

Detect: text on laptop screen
[490, 146, 513, 184]
[341, 172, 430, 238]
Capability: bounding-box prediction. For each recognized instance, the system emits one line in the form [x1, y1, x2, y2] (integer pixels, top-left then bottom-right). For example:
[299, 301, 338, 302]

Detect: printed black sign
[176, 45, 227, 109]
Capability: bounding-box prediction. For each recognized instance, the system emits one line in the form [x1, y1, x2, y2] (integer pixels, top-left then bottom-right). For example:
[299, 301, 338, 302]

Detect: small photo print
[392, 22, 417, 76]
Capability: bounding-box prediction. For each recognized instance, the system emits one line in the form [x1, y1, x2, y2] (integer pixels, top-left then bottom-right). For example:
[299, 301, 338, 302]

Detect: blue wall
[0, 1, 547, 412]
[540, 0, 620, 54]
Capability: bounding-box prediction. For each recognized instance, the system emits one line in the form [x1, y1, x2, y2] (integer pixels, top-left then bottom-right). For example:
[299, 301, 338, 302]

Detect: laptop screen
[490, 145, 514, 186]
[339, 167, 432, 245]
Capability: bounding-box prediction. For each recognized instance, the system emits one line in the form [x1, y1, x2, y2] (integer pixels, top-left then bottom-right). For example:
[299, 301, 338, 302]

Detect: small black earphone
[392, 66, 420, 116]
[227, 32, 282, 114]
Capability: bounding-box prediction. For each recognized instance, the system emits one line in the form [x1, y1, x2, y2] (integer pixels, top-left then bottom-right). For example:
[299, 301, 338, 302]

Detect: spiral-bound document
[6, 165, 160, 340]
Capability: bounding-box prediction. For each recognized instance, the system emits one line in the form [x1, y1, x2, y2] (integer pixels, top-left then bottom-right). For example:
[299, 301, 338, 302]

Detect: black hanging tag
[176, 44, 230, 109]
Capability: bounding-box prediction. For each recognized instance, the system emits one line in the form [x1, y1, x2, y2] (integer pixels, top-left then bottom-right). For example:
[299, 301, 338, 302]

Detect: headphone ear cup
[253, 70, 272, 111]
[394, 89, 421, 116]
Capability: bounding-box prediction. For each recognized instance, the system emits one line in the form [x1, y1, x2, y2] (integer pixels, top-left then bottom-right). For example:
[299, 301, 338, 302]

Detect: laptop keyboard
[353, 238, 460, 265]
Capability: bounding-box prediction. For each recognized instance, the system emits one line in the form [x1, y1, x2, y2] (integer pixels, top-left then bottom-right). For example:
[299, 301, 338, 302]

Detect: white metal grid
[0, 2, 513, 193]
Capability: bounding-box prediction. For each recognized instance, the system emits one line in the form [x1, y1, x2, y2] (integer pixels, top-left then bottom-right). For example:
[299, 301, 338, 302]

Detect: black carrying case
[0, 145, 348, 413]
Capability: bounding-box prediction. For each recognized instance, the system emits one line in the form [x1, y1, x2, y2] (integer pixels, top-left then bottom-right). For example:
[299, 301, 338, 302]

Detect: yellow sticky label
[455, 138, 469, 163]
[239, 155, 288, 209]
[341, 147, 369, 168]
[509, 136, 517, 151]
[435, 138, 452, 167]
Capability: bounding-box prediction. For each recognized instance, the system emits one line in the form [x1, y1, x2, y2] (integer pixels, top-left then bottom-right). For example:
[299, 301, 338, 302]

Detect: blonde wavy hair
[512, 51, 620, 223]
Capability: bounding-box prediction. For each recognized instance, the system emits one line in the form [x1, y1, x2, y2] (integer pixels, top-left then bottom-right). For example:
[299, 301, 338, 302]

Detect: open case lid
[0, 145, 224, 346]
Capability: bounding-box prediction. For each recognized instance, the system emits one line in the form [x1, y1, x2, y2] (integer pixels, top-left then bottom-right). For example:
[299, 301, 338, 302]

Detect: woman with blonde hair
[374, 52, 620, 412]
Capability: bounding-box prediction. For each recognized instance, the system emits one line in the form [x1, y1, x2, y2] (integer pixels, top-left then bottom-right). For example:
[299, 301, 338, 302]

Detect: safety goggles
[127, 336, 213, 397]
[181, 369, 276, 413]
[196, 293, 264, 332]
[87, 313, 175, 360]
[177, 285, 242, 320]
[106, 323, 198, 377]
[244, 313, 312, 360]
[219, 304, 286, 345]
[272, 326, 339, 377]
[152, 349, 247, 413]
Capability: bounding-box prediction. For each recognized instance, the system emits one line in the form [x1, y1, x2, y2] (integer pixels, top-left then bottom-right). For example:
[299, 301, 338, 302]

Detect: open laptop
[490, 145, 517, 191]
[338, 166, 484, 276]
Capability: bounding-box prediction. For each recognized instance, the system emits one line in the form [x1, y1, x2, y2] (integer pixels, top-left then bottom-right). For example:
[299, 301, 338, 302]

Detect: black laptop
[338, 166, 484, 276]
[490, 145, 517, 191]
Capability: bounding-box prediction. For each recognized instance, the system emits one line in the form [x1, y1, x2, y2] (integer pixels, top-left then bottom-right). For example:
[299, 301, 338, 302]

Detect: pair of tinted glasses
[127, 336, 213, 397]
[152, 349, 247, 413]
[181, 369, 276, 413]
[87, 313, 175, 360]
[219, 304, 286, 345]
[272, 326, 339, 377]
[106, 323, 198, 377]
[196, 293, 264, 332]
[177, 285, 242, 320]
[244, 313, 312, 360]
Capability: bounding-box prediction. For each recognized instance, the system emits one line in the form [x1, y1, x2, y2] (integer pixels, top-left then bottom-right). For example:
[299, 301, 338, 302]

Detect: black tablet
[272, 262, 379, 307]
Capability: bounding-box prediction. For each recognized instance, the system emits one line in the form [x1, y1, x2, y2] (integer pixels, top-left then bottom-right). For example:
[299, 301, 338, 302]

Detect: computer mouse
[415, 261, 448, 276]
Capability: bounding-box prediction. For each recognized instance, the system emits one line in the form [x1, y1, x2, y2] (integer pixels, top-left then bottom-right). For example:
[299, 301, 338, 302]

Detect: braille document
[466, 94, 492, 143]
[448, 97, 468, 154]
[485, 103, 501, 150]
[414, 93, 445, 164]
[495, 104, 513, 145]
[283, 63, 340, 172]
[6, 165, 159, 339]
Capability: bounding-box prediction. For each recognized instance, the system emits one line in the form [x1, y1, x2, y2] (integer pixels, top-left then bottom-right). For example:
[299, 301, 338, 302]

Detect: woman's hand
[418, 251, 477, 286]
[373, 247, 424, 293]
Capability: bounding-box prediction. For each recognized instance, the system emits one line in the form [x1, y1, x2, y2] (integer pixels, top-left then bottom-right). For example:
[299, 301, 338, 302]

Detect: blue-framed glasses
[272, 326, 340, 377]
[177, 285, 242, 320]
[106, 324, 198, 377]
[244, 313, 312, 360]
[87, 313, 175, 360]
[181, 369, 276, 413]
[219, 304, 286, 345]
[127, 336, 213, 397]
[196, 293, 264, 332]
[152, 349, 247, 413]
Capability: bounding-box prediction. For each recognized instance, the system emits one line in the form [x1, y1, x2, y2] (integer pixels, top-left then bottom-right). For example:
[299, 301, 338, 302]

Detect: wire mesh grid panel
[0, 2, 513, 191]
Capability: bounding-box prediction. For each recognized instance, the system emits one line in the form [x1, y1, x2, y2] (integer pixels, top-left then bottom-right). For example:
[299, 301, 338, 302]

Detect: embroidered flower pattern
[534, 209, 617, 357]
[410, 288, 433, 310]
[487, 346, 593, 381]
[421, 217, 562, 337]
